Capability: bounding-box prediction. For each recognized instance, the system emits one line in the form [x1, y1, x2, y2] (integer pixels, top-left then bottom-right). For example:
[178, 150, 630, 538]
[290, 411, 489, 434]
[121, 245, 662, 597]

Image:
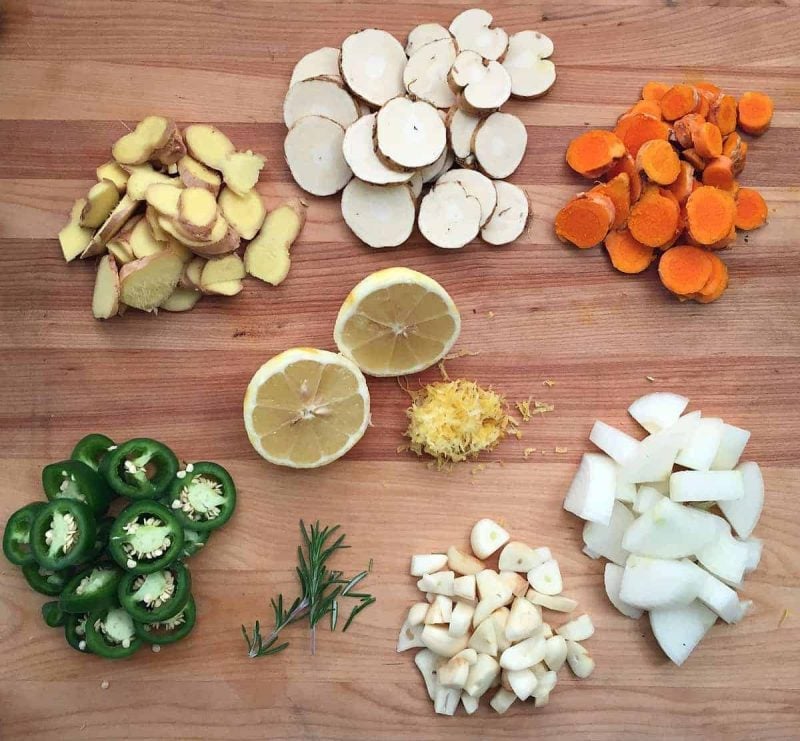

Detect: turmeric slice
[737, 91, 774, 136]
[590, 173, 631, 230]
[605, 228, 655, 274]
[735, 187, 768, 230]
[692, 122, 723, 159]
[722, 133, 748, 175]
[681, 148, 706, 171]
[660, 84, 699, 121]
[700, 222, 736, 252]
[693, 94, 710, 119]
[685, 185, 736, 245]
[627, 99, 663, 119]
[694, 81, 721, 98]
[708, 94, 737, 136]
[694, 253, 729, 303]
[614, 113, 671, 157]
[554, 193, 615, 249]
[642, 81, 670, 101]
[673, 114, 705, 150]
[606, 153, 642, 202]
[635, 139, 680, 185]
[566, 130, 626, 178]
[628, 185, 681, 248]
[666, 161, 695, 204]
[658, 244, 714, 296]
[702, 156, 736, 190]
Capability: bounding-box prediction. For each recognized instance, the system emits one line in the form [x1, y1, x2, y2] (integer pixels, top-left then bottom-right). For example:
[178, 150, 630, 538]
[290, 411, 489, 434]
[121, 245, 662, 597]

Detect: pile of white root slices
[283, 9, 557, 249]
[564, 392, 764, 666]
[398, 518, 595, 716]
[57, 115, 307, 319]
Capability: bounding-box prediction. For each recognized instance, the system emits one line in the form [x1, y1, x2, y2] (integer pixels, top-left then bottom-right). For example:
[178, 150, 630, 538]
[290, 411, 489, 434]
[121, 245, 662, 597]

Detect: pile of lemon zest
[646, 375, 656, 383]
[445, 349, 481, 361]
[471, 464, 486, 476]
[543, 379, 556, 387]
[516, 399, 533, 422]
[523, 447, 537, 459]
[779, 608, 790, 627]
[404, 379, 512, 467]
[555, 446, 568, 453]
[487, 311, 495, 318]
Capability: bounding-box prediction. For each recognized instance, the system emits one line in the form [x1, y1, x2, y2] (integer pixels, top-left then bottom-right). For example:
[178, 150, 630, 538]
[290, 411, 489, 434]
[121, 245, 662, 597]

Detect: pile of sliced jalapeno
[1, 434, 237, 659]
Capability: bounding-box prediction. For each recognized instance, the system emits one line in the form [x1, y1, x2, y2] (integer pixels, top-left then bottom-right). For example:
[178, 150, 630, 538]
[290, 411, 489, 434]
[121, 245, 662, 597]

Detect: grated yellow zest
[404, 379, 513, 466]
[515, 398, 555, 422]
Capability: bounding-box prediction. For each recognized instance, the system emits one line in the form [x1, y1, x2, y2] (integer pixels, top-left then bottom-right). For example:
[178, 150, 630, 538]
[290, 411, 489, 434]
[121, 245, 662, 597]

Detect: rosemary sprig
[242, 520, 375, 658]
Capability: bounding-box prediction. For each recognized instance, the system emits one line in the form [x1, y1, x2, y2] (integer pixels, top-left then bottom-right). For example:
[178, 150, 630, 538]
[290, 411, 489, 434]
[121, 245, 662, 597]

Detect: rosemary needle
[242, 520, 375, 658]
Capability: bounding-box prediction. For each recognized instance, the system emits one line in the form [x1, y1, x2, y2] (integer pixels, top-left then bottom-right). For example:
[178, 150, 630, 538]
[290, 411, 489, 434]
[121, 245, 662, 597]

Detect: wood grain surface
[1, 1, 799, 739]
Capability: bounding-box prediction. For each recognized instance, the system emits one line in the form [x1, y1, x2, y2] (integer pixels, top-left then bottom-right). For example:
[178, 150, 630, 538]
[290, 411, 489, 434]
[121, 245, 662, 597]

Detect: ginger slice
[404, 37, 458, 109]
[145, 183, 182, 218]
[150, 124, 186, 167]
[472, 112, 527, 179]
[203, 279, 243, 297]
[200, 253, 246, 289]
[184, 124, 265, 195]
[112, 116, 173, 165]
[178, 155, 221, 196]
[180, 256, 206, 290]
[91, 254, 121, 319]
[289, 46, 342, 87]
[126, 165, 181, 201]
[501, 30, 556, 99]
[107, 216, 138, 265]
[160, 286, 202, 312]
[340, 29, 406, 107]
[285, 115, 352, 196]
[244, 199, 307, 285]
[178, 187, 219, 238]
[341, 180, 415, 249]
[342, 114, 413, 186]
[218, 187, 267, 240]
[58, 199, 95, 262]
[221, 150, 265, 195]
[83, 195, 139, 257]
[118, 250, 184, 312]
[418, 181, 481, 249]
[96, 161, 129, 193]
[480, 180, 529, 246]
[80, 180, 121, 228]
[377, 97, 446, 170]
[449, 8, 508, 61]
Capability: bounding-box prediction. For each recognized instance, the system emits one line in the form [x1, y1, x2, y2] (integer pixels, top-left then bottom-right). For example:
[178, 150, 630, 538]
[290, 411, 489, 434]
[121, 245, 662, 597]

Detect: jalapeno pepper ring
[65, 612, 91, 653]
[60, 564, 123, 614]
[165, 462, 236, 532]
[134, 595, 197, 645]
[3, 502, 45, 566]
[42, 460, 112, 518]
[108, 501, 184, 574]
[71, 433, 115, 472]
[100, 438, 179, 500]
[22, 562, 72, 596]
[85, 604, 142, 659]
[78, 516, 114, 566]
[42, 601, 66, 628]
[118, 561, 191, 623]
[180, 528, 210, 559]
[30, 500, 97, 571]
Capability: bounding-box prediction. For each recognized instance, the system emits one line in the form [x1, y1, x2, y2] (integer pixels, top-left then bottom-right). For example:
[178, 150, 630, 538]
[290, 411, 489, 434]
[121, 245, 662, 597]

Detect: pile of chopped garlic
[405, 380, 513, 466]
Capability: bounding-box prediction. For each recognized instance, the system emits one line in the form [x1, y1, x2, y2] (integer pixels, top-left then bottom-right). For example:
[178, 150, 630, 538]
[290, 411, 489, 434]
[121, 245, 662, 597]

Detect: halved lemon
[333, 267, 461, 377]
[243, 348, 370, 469]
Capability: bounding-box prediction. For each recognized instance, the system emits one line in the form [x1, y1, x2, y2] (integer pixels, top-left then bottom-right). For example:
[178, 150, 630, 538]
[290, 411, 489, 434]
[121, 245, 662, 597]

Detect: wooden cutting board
[1, 1, 798, 739]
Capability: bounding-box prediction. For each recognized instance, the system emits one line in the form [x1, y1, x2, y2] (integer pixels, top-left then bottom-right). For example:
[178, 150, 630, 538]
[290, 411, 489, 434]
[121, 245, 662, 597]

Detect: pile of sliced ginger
[58, 115, 307, 319]
[555, 81, 774, 304]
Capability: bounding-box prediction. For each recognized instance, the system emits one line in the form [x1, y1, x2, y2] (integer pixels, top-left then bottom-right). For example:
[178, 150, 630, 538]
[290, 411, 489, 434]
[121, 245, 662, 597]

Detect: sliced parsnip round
[91, 254, 120, 319]
[283, 78, 359, 129]
[481, 180, 530, 245]
[341, 179, 415, 248]
[409, 172, 423, 201]
[436, 169, 497, 226]
[119, 250, 184, 312]
[472, 112, 527, 179]
[418, 181, 481, 248]
[218, 187, 267, 239]
[290, 46, 342, 87]
[502, 30, 556, 99]
[405, 22, 451, 56]
[447, 106, 481, 166]
[376, 97, 446, 170]
[284, 115, 352, 196]
[340, 29, 407, 107]
[161, 286, 202, 312]
[420, 145, 453, 183]
[449, 8, 508, 61]
[403, 37, 457, 109]
[80, 180, 121, 228]
[342, 114, 413, 185]
[449, 50, 486, 91]
[459, 61, 512, 115]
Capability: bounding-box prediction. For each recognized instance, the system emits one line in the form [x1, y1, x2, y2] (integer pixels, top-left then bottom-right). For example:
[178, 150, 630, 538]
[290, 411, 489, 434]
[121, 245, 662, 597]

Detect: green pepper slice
[181, 528, 210, 559]
[118, 561, 191, 623]
[42, 600, 66, 628]
[108, 500, 184, 574]
[86, 604, 142, 658]
[22, 562, 72, 596]
[100, 438, 179, 500]
[78, 516, 114, 565]
[60, 564, 123, 614]
[2, 502, 46, 566]
[30, 500, 96, 571]
[134, 595, 196, 645]
[71, 433, 115, 471]
[65, 612, 91, 652]
[42, 460, 112, 517]
[165, 462, 236, 532]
